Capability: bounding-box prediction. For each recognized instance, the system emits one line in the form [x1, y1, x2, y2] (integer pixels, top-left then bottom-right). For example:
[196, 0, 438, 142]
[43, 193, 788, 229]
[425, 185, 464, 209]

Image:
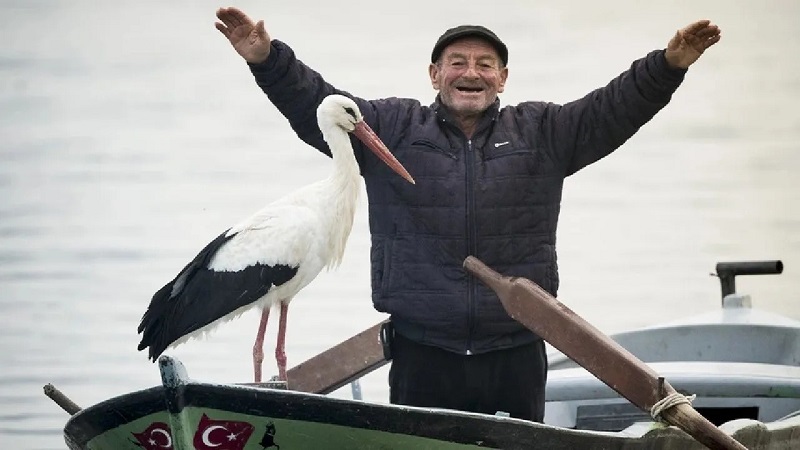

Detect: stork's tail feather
[137, 230, 235, 361]
[137, 281, 177, 361]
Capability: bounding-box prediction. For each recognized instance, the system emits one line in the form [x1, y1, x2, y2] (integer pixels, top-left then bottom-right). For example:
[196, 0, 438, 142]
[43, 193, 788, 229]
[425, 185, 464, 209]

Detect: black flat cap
[431, 25, 508, 66]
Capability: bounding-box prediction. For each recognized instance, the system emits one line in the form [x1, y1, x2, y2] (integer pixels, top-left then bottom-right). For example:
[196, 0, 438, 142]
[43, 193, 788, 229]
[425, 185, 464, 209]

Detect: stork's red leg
[276, 302, 289, 382]
[253, 307, 270, 383]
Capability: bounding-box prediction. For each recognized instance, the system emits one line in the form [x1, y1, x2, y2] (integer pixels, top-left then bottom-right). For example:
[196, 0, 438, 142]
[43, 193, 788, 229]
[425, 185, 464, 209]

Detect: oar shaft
[463, 256, 748, 450]
[517, 277, 663, 408]
[464, 256, 661, 406]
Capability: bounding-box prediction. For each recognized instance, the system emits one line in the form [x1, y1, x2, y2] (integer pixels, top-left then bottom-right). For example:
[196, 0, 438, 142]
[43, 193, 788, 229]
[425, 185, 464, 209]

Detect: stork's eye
[343, 107, 357, 120]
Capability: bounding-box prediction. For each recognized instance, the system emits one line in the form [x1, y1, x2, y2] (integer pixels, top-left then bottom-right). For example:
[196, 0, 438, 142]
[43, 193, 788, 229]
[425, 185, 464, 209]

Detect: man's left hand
[665, 20, 721, 69]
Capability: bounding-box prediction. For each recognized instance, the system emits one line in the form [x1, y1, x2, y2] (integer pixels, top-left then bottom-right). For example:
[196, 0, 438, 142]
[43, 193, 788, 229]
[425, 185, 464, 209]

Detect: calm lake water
[1, 0, 798, 448]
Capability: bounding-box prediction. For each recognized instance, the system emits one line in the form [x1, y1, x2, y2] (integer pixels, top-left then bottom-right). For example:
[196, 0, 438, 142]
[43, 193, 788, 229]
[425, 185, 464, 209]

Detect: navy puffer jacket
[249, 40, 686, 355]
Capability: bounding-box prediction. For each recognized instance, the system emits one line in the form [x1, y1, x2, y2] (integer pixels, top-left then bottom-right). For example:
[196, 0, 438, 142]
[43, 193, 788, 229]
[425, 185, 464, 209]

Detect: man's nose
[462, 64, 480, 78]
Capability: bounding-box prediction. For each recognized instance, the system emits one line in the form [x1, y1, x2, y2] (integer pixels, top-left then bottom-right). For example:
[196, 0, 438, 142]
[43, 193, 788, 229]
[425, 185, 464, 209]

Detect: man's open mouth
[456, 86, 484, 93]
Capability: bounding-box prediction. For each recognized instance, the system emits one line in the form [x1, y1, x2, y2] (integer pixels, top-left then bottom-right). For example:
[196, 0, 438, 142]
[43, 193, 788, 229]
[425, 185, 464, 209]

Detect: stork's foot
[262, 375, 288, 390]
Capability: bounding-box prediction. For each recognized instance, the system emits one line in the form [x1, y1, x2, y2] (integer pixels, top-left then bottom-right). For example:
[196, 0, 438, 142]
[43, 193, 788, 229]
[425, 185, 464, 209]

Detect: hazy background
[1, 0, 798, 448]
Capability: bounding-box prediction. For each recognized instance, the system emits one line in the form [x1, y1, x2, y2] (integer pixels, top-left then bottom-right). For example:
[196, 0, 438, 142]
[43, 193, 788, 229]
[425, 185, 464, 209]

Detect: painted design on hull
[258, 422, 281, 449]
[193, 413, 255, 449]
[123, 413, 277, 450]
[131, 421, 173, 449]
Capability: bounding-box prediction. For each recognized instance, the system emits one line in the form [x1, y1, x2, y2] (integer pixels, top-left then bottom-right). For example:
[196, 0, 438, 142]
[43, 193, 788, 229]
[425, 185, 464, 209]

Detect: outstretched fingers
[692, 25, 721, 50]
[682, 19, 711, 35]
[694, 24, 720, 39]
[214, 21, 231, 38]
[679, 20, 722, 52]
[216, 6, 253, 29]
[665, 19, 721, 68]
[213, 7, 271, 63]
[703, 33, 722, 49]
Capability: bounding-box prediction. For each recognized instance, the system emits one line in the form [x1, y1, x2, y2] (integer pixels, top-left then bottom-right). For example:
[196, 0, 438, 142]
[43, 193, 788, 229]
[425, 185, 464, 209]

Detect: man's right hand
[215, 7, 271, 64]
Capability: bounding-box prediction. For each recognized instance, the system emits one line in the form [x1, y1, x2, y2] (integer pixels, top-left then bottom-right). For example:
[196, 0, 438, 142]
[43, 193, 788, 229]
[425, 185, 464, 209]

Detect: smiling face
[429, 37, 508, 122]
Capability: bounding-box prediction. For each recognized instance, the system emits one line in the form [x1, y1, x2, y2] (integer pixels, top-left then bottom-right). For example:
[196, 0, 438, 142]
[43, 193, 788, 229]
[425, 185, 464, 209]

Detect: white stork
[137, 94, 414, 383]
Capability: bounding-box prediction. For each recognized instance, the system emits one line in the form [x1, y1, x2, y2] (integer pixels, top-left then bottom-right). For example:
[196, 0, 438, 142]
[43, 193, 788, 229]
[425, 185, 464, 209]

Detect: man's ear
[497, 66, 509, 93]
[429, 63, 441, 90]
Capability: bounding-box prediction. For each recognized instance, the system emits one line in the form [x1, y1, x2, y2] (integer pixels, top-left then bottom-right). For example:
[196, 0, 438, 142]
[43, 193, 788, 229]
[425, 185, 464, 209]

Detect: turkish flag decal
[131, 422, 173, 450]
[192, 413, 255, 450]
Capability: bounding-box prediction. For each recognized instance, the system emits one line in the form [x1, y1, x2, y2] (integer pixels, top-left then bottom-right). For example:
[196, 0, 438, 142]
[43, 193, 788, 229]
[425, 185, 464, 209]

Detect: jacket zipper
[465, 138, 476, 355]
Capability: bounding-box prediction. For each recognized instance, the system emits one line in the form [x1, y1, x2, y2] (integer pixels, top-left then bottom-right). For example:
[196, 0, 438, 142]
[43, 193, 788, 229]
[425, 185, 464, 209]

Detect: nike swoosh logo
[494, 141, 510, 148]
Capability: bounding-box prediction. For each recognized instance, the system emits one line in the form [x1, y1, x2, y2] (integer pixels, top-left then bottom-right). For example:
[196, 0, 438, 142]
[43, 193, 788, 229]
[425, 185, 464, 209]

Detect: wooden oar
[285, 320, 389, 394]
[463, 256, 748, 450]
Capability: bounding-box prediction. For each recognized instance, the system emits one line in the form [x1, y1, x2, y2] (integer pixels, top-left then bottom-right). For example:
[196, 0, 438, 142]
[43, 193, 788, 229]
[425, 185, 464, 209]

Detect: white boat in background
[545, 260, 800, 441]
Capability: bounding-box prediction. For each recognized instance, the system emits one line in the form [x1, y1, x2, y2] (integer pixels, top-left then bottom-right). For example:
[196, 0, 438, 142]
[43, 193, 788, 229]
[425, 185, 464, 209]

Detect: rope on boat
[650, 392, 697, 421]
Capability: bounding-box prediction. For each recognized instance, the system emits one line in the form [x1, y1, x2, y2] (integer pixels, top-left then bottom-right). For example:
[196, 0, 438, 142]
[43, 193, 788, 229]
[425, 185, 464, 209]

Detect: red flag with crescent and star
[192, 413, 255, 450]
[131, 421, 173, 450]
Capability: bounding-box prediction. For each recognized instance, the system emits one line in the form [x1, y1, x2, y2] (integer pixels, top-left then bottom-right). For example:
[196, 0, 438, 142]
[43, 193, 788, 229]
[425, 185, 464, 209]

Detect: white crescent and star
[150, 427, 172, 448]
[201, 425, 229, 447]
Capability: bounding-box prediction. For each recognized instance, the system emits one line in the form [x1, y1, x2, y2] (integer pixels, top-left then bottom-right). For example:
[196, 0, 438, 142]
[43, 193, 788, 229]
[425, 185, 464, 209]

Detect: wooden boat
[50, 260, 800, 449]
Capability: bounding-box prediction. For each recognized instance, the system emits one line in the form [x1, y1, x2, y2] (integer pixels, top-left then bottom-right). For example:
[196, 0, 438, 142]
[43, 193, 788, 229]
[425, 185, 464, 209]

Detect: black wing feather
[137, 229, 298, 361]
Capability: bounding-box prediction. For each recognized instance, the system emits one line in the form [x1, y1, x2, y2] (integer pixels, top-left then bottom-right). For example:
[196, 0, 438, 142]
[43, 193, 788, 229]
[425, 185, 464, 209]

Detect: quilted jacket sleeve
[537, 49, 687, 176]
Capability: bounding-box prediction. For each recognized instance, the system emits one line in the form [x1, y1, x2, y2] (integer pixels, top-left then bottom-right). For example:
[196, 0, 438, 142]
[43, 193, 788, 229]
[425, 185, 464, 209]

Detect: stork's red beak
[353, 121, 415, 184]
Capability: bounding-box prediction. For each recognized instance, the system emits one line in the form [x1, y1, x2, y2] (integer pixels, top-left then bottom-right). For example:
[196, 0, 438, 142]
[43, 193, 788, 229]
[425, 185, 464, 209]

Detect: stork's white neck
[319, 125, 361, 269]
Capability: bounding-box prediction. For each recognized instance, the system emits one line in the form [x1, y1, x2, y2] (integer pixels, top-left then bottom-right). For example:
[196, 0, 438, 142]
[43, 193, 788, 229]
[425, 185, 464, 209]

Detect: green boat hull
[62, 356, 800, 450]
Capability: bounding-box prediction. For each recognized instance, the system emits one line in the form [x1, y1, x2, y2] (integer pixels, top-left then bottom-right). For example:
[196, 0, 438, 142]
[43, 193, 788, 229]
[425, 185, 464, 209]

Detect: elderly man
[214, 7, 720, 421]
